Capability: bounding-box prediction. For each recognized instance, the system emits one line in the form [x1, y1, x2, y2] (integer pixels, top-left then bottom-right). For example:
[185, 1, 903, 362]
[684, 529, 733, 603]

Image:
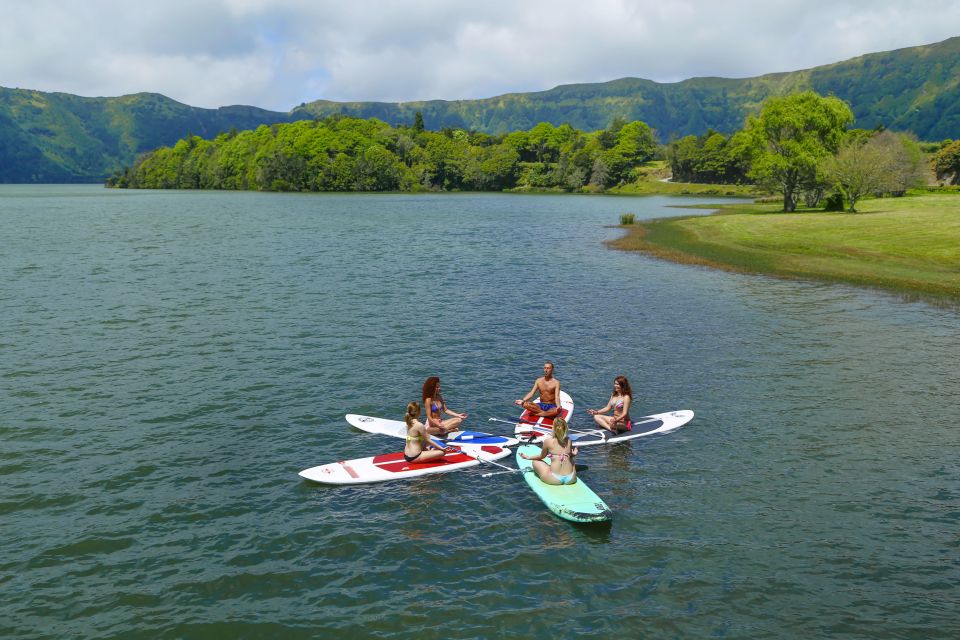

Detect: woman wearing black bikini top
[402, 401, 451, 463]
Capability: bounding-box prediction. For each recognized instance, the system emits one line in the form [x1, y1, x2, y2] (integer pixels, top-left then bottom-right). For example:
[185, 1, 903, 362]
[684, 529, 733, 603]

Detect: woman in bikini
[403, 401, 450, 464]
[587, 375, 633, 435]
[520, 417, 577, 485]
[422, 376, 467, 436]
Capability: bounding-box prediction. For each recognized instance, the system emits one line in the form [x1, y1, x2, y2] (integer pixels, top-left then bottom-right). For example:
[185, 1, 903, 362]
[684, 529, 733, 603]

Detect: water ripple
[1, 186, 958, 639]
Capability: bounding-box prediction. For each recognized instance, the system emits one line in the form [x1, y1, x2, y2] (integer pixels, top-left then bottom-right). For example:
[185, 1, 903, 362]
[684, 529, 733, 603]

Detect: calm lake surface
[2, 185, 958, 639]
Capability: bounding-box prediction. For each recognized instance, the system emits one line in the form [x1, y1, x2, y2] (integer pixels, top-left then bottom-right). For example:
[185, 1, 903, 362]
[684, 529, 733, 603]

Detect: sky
[1, 0, 958, 111]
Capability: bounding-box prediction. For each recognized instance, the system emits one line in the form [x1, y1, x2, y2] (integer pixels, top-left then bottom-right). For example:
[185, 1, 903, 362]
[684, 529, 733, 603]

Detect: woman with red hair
[421, 376, 467, 436]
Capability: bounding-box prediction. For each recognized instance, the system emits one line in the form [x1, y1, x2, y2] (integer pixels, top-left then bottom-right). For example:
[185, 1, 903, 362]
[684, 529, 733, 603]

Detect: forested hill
[3, 36, 960, 183]
[294, 36, 960, 139]
[0, 90, 292, 182]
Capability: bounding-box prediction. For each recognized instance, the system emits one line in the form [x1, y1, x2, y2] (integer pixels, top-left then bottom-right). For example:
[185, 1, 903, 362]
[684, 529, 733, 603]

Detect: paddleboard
[518, 409, 694, 447]
[299, 445, 511, 485]
[513, 390, 574, 440]
[346, 414, 520, 448]
[516, 444, 611, 523]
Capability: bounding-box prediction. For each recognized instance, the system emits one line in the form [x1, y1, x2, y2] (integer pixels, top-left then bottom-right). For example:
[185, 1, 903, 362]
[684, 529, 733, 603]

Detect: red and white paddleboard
[514, 390, 574, 441]
[298, 445, 511, 485]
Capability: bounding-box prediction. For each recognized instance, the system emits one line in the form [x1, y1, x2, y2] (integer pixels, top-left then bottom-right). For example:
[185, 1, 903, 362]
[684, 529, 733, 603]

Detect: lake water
[2, 185, 958, 639]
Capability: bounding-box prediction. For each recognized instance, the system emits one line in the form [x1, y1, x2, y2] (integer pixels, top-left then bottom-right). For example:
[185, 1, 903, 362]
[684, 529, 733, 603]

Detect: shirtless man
[514, 361, 561, 418]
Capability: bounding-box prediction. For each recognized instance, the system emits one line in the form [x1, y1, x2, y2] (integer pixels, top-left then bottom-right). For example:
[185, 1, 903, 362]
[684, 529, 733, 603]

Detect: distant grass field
[609, 191, 960, 303]
[610, 161, 763, 197]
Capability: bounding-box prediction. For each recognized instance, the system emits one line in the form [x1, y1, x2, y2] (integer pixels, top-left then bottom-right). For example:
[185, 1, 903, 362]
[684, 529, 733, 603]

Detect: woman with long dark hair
[587, 375, 633, 435]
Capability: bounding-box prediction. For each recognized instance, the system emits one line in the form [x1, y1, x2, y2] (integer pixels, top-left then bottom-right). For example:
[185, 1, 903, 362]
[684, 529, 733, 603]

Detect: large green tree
[745, 91, 854, 212]
[667, 130, 750, 184]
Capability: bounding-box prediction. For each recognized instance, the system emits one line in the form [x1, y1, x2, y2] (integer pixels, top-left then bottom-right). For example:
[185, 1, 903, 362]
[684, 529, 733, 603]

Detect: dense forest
[113, 89, 953, 216]
[4, 36, 960, 183]
[107, 116, 658, 192]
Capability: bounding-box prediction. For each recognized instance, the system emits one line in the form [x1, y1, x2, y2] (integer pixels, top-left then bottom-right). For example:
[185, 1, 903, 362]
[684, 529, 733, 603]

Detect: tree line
[107, 114, 658, 193]
[666, 91, 945, 212]
[109, 90, 959, 213]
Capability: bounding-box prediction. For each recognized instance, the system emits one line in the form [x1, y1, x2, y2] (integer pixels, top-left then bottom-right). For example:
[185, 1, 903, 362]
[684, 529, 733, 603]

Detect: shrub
[620, 213, 636, 225]
[823, 191, 845, 211]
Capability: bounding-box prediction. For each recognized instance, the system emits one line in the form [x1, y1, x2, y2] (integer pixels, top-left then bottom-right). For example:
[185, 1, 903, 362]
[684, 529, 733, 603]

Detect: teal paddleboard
[516, 445, 612, 523]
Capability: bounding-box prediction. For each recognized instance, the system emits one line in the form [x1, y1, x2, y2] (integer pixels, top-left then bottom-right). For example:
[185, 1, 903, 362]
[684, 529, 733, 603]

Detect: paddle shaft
[493, 414, 660, 433]
[487, 416, 597, 436]
[481, 468, 521, 478]
[432, 435, 515, 473]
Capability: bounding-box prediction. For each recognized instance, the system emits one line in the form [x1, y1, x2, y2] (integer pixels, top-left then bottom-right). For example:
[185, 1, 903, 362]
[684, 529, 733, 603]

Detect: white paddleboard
[513, 390, 574, 439]
[346, 414, 520, 447]
[517, 409, 694, 446]
[299, 444, 512, 485]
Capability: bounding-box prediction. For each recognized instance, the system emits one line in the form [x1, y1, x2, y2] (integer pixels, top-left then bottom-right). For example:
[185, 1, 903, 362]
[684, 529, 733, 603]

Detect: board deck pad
[516, 444, 611, 523]
[514, 390, 574, 439]
[370, 450, 481, 472]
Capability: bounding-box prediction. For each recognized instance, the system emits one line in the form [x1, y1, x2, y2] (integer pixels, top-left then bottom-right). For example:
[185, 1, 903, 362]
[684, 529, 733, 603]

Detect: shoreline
[607, 192, 960, 306]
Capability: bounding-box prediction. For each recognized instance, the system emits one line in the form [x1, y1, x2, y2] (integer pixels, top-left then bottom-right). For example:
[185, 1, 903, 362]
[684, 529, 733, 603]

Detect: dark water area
[2, 185, 958, 639]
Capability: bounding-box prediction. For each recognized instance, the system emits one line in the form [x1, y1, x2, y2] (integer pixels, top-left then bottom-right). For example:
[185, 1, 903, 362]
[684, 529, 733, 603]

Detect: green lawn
[610, 161, 762, 197]
[610, 191, 960, 302]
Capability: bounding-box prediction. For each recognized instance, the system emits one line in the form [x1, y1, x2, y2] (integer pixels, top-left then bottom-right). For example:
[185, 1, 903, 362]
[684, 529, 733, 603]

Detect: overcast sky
[1, 0, 958, 111]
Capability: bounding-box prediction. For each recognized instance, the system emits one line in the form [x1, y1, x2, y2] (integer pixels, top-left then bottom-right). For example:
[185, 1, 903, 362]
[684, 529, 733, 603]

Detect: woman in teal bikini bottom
[519, 417, 578, 485]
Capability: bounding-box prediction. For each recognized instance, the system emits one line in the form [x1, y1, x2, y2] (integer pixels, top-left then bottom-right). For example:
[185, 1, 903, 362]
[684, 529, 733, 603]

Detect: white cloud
[0, 0, 957, 110]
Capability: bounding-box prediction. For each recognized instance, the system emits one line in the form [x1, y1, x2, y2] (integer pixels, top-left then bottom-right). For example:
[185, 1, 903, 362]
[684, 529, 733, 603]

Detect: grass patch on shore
[611, 179, 761, 197]
[610, 161, 764, 197]
[609, 191, 960, 303]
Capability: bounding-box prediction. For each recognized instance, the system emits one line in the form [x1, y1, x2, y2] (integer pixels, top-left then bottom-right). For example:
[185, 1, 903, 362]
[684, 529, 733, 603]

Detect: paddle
[484, 462, 590, 478]
[514, 415, 664, 437]
[480, 468, 520, 478]
[487, 416, 599, 437]
[431, 435, 516, 474]
[487, 416, 541, 427]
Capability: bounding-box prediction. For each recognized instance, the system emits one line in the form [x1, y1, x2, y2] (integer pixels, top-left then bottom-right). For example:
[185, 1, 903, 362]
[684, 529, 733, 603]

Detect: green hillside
[295, 37, 960, 139]
[0, 89, 292, 182]
[2, 36, 959, 183]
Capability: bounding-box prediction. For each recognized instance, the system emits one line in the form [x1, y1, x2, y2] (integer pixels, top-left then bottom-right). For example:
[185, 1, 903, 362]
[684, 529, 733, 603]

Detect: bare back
[541, 436, 575, 475]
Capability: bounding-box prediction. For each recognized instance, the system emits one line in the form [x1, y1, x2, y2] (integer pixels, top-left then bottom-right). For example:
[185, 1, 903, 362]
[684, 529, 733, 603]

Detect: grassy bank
[609, 191, 960, 303]
[610, 161, 763, 197]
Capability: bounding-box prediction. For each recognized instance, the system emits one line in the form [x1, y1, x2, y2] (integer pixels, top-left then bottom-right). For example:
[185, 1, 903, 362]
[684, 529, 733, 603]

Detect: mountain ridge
[2, 36, 959, 182]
